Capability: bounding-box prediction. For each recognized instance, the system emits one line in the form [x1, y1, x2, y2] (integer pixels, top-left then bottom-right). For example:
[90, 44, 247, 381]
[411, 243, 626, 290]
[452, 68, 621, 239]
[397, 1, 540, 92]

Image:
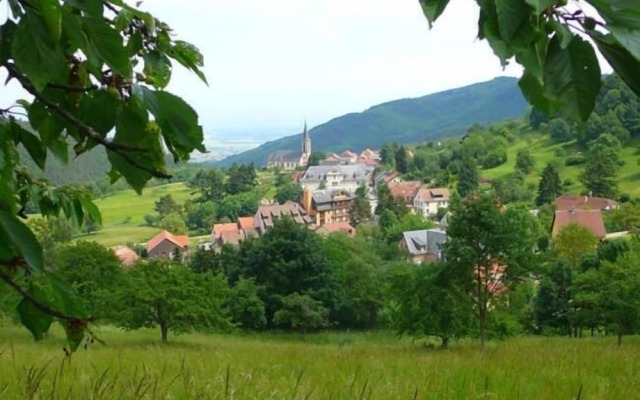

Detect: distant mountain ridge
[215, 77, 528, 167]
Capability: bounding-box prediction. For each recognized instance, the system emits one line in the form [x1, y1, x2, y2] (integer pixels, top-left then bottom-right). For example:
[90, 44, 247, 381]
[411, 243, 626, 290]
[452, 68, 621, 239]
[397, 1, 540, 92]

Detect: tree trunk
[441, 336, 449, 349]
[161, 323, 168, 343]
[617, 330, 623, 348]
[479, 307, 486, 353]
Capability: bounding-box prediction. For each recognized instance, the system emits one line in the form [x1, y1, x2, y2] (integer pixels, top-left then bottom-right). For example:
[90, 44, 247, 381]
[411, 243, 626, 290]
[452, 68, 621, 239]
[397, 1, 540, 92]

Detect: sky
[138, 0, 526, 139]
[1, 0, 612, 144]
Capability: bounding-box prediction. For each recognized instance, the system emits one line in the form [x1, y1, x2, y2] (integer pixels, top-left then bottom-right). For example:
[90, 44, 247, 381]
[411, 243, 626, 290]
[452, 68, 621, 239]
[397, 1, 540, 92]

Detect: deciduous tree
[553, 223, 599, 268]
[515, 149, 535, 175]
[443, 193, 533, 351]
[110, 261, 231, 342]
[456, 156, 479, 197]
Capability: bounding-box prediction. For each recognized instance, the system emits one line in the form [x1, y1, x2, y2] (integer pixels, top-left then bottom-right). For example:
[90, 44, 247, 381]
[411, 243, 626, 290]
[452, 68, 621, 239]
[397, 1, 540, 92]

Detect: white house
[413, 187, 450, 218]
[299, 164, 374, 194]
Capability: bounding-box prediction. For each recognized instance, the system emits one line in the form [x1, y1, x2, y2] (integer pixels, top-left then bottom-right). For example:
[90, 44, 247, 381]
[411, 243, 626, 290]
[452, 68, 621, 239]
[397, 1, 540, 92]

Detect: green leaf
[519, 71, 557, 115]
[543, 35, 602, 122]
[66, 0, 103, 16]
[47, 273, 89, 318]
[48, 139, 69, 164]
[418, 0, 451, 28]
[0, 20, 16, 64]
[17, 291, 54, 341]
[38, 0, 62, 43]
[169, 41, 208, 85]
[114, 9, 133, 32]
[11, 14, 68, 91]
[589, 31, 640, 97]
[549, 20, 574, 49]
[0, 209, 44, 273]
[143, 51, 173, 89]
[608, 25, 640, 61]
[495, 0, 529, 42]
[62, 321, 85, 352]
[82, 16, 132, 77]
[586, 0, 640, 59]
[77, 90, 121, 137]
[515, 37, 547, 82]
[477, 3, 514, 66]
[73, 198, 84, 228]
[107, 98, 165, 192]
[126, 31, 143, 57]
[79, 196, 102, 226]
[134, 85, 206, 161]
[524, 0, 555, 15]
[13, 122, 47, 169]
[27, 101, 66, 146]
[61, 12, 89, 53]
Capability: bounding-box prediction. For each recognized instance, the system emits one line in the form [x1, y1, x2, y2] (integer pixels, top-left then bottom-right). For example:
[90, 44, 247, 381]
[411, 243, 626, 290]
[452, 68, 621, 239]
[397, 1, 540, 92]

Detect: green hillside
[216, 76, 528, 167]
[481, 130, 640, 199]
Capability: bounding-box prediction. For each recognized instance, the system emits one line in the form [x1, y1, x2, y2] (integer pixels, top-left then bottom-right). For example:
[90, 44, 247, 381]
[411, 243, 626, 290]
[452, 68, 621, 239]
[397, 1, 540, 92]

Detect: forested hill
[216, 76, 528, 167]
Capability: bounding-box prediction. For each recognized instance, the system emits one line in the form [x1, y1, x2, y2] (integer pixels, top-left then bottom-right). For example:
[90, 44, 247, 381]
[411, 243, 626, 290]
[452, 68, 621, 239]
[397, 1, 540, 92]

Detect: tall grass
[1, 326, 639, 399]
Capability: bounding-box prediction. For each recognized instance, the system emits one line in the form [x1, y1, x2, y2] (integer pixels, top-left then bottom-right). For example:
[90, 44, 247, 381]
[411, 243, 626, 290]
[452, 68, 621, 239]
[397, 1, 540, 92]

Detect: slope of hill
[216, 77, 528, 167]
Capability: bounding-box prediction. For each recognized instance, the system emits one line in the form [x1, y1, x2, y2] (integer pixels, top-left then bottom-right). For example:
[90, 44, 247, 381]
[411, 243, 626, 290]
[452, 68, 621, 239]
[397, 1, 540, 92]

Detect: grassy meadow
[81, 183, 193, 247]
[482, 131, 640, 198]
[0, 325, 639, 399]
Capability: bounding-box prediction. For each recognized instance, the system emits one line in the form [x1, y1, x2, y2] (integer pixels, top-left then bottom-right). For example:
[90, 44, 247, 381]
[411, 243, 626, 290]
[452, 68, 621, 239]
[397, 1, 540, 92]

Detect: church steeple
[302, 119, 311, 157]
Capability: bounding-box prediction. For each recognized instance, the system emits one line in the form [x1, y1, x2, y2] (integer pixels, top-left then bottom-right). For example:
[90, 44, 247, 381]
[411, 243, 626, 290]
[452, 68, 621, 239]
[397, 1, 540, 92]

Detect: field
[81, 183, 194, 247]
[481, 132, 640, 198]
[0, 326, 639, 399]
[83, 170, 279, 248]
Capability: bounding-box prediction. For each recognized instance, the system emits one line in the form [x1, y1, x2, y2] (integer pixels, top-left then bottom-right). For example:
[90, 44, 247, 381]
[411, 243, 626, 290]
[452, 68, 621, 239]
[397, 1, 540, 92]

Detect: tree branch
[5, 63, 172, 180]
[0, 267, 95, 323]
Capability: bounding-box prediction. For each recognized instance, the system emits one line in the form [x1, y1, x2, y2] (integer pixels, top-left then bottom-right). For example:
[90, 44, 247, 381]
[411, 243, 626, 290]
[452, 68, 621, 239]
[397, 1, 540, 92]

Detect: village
[113, 126, 627, 275]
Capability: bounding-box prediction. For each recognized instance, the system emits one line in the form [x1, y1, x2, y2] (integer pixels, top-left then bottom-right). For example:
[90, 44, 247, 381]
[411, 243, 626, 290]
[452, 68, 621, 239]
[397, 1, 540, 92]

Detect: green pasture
[87, 183, 194, 247]
[482, 132, 640, 198]
[0, 325, 639, 399]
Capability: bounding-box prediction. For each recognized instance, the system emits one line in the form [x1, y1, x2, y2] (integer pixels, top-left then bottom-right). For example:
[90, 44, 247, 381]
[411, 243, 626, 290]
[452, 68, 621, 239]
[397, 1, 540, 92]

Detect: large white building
[298, 164, 374, 194]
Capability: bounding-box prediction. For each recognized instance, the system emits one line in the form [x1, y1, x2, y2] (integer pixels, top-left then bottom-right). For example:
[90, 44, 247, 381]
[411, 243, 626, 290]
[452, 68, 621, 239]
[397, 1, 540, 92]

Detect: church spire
[301, 119, 311, 160]
[303, 119, 308, 140]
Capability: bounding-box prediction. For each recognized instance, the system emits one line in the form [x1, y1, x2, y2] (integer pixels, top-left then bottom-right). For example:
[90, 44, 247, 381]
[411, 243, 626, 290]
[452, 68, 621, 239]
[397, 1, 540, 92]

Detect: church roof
[267, 150, 302, 163]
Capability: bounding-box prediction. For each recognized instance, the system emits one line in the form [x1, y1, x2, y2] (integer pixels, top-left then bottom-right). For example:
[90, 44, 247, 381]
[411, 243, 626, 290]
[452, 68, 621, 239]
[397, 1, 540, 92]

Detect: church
[266, 122, 311, 170]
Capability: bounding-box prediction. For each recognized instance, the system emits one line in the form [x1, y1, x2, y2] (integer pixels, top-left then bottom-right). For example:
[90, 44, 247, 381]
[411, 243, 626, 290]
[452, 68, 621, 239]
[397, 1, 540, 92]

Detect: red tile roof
[389, 181, 422, 200]
[212, 222, 239, 240]
[555, 195, 618, 211]
[339, 150, 357, 158]
[357, 158, 380, 166]
[147, 230, 189, 252]
[238, 217, 254, 230]
[315, 222, 356, 236]
[382, 172, 400, 184]
[111, 246, 139, 266]
[417, 187, 450, 202]
[552, 209, 607, 239]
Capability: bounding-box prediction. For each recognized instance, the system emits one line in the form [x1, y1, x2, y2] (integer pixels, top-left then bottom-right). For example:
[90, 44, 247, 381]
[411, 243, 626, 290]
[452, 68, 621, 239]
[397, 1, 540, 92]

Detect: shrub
[564, 154, 586, 166]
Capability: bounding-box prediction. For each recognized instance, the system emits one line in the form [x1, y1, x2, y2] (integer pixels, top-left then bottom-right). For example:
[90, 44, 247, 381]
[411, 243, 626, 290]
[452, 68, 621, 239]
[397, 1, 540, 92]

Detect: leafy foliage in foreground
[420, 0, 640, 123]
[0, 0, 206, 351]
